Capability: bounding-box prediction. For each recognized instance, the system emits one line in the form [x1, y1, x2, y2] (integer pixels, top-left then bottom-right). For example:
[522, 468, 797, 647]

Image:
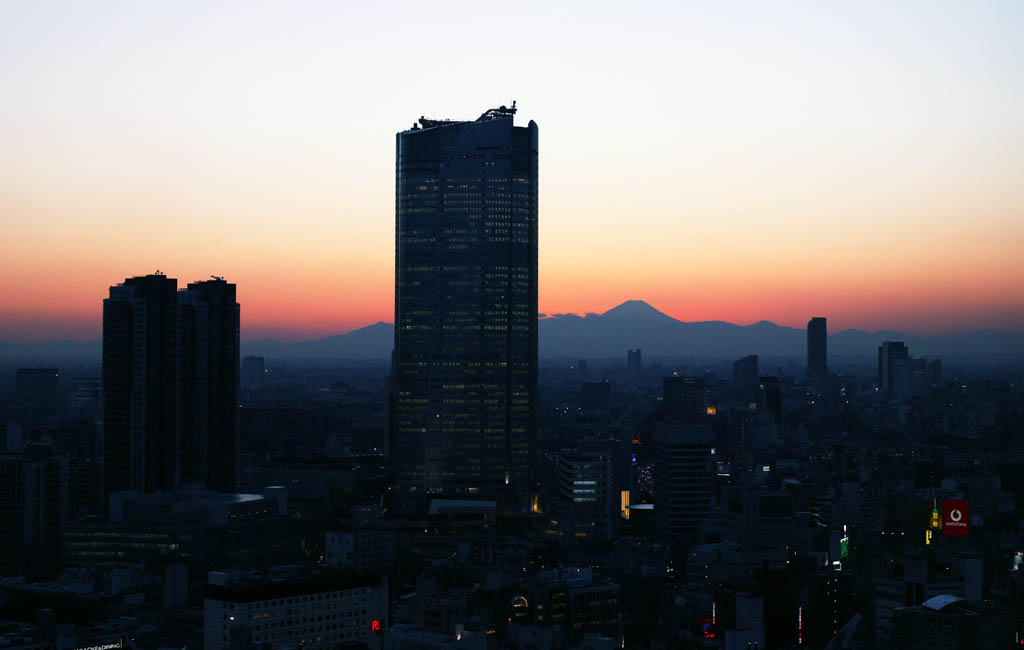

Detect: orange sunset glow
[2, 2, 1023, 343]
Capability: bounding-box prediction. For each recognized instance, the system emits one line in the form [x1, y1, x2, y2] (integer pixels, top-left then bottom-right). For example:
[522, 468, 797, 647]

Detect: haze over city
[3, 1, 1024, 342]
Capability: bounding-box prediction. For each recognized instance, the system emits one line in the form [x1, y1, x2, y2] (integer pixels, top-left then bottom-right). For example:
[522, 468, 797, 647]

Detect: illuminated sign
[371, 620, 383, 632]
[706, 406, 717, 415]
[76, 643, 122, 650]
[699, 617, 715, 639]
[1013, 551, 1022, 572]
[943, 500, 969, 536]
[840, 536, 849, 559]
[925, 529, 933, 545]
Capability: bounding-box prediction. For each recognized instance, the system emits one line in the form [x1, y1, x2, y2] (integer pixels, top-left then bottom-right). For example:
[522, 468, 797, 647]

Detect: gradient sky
[2, 1, 1023, 342]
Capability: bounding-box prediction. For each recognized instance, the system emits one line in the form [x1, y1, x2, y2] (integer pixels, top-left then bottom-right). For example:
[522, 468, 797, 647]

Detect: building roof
[922, 594, 965, 611]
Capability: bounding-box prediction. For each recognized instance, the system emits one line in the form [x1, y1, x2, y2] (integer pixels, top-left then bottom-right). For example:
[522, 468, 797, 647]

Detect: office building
[553, 448, 615, 538]
[891, 595, 1014, 650]
[69, 376, 102, 418]
[0, 444, 67, 577]
[732, 355, 759, 398]
[663, 375, 704, 422]
[103, 273, 180, 497]
[392, 104, 537, 508]
[203, 571, 388, 650]
[878, 341, 909, 397]
[806, 317, 828, 380]
[653, 425, 712, 541]
[627, 349, 642, 373]
[528, 567, 621, 646]
[757, 376, 782, 425]
[893, 358, 927, 401]
[178, 278, 240, 492]
[926, 358, 942, 387]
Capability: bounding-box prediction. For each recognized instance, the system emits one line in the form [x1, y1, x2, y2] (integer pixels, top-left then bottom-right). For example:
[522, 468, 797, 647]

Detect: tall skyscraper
[0, 444, 67, 577]
[807, 317, 828, 380]
[757, 376, 782, 425]
[103, 273, 179, 497]
[178, 279, 240, 492]
[103, 273, 240, 503]
[878, 341, 909, 397]
[627, 349, 642, 373]
[732, 355, 759, 397]
[663, 375, 704, 422]
[393, 104, 538, 508]
[653, 425, 712, 542]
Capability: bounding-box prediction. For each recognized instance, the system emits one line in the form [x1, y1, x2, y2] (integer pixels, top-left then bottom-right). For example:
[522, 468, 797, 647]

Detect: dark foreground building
[103, 274, 240, 505]
[392, 104, 538, 509]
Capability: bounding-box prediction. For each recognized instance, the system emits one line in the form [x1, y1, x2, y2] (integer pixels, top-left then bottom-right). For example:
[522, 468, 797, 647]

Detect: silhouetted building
[893, 357, 927, 401]
[69, 376, 102, 418]
[878, 341, 909, 397]
[757, 376, 782, 425]
[627, 349, 642, 373]
[580, 381, 611, 412]
[392, 104, 537, 508]
[926, 358, 942, 386]
[178, 279, 240, 492]
[203, 571, 388, 650]
[0, 444, 67, 577]
[806, 317, 828, 380]
[732, 355, 759, 397]
[103, 273, 180, 498]
[653, 425, 712, 541]
[891, 596, 1014, 650]
[241, 355, 265, 391]
[663, 375, 704, 422]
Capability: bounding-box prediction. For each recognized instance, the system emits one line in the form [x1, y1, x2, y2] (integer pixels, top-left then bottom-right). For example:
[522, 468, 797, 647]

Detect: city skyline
[3, 1, 1024, 343]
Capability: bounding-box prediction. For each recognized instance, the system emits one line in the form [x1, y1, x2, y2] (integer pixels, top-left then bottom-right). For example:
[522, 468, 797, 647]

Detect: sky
[2, 1, 1023, 342]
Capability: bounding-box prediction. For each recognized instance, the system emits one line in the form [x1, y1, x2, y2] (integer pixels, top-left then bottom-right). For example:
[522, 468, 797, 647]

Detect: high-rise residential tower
[103, 273, 180, 497]
[807, 317, 828, 380]
[103, 273, 240, 503]
[393, 104, 538, 508]
[178, 278, 240, 492]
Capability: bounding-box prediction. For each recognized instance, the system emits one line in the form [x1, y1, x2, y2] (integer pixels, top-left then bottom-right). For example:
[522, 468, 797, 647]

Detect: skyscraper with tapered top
[807, 317, 828, 381]
[392, 103, 538, 510]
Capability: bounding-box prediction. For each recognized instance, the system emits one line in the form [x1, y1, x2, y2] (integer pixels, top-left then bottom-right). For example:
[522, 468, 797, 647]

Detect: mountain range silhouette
[4, 300, 1021, 361]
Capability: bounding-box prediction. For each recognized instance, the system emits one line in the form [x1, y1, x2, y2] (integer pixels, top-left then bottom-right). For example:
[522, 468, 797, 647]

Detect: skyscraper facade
[653, 425, 712, 542]
[0, 444, 67, 577]
[732, 354, 759, 398]
[663, 375, 704, 422]
[807, 317, 828, 380]
[878, 341, 909, 397]
[178, 279, 240, 492]
[626, 349, 642, 373]
[393, 104, 538, 507]
[103, 274, 240, 503]
[103, 273, 180, 497]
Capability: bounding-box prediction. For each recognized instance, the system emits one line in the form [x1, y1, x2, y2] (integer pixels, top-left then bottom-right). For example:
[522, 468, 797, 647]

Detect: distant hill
[2, 302, 1021, 362]
[243, 322, 393, 360]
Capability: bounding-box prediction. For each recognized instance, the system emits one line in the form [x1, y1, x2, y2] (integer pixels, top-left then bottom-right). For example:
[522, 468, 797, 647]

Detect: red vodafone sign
[943, 500, 969, 536]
